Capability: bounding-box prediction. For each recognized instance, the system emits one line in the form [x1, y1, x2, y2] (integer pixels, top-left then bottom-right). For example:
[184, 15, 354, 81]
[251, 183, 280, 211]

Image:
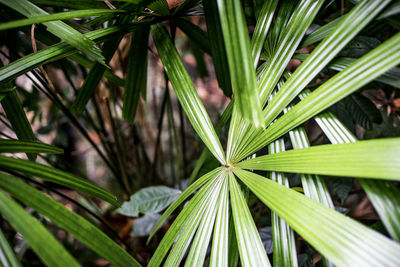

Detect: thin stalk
[151, 76, 169, 182]
[104, 96, 132, 196]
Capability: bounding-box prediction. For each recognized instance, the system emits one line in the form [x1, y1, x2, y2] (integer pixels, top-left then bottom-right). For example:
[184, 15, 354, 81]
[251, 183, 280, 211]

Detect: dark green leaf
[123, 26, 149, 123]
[203, 0, 232, 97]
[1, 89, 36, 160]
[151, 22, 226, 164]
[0, 139, 63, 154]
[0, 190, 80, 267]
[0, 156, 119, 206]
[0, 173, 141, 266]
[0, 9, 124, 31]
[0, 0, 106, 65]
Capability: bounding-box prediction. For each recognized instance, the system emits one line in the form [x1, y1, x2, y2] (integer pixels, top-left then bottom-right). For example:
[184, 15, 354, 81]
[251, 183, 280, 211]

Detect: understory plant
[0, 0, 400, 266]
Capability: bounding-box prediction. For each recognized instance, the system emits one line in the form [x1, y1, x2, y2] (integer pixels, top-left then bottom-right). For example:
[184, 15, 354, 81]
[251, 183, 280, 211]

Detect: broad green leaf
[228, 171, 270, 267]
[148, 167, 223, 242]
[123, 26, 149, 123]
[176, 18, 211, 54]
[117, 186, 181, 217]
[250, 0, 278, 67]
[262, 1, 390, 130]
[0, 190, 80, 267]
[209, 173, 229, 267]
[216, 0, 264, 127]
[203, 0, 232, 97]
[168, 175, 223, 267]
[238, 138, 400, 180]
[0, 156, 119, 206]
[268, 139, 297, 267]
[1, 90, 36, 161]
[0, 139, 63, 154]
[0, 9, 124, 31]
[151, 22, 225, 164]
[245, 31, 400, 156]
[131, 214, 161, 237]
[0, 227, 21, 267]
[148, 173, 222, 267]
[233, 168, 400, 267]
[0, 173, 141, 266]
[0, 0, 105, 65]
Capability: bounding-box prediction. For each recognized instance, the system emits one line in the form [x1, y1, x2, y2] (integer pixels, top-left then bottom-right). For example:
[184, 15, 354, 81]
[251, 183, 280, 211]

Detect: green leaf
[117, 186, 181, 217]
[175, 18, 211, 54]
[0, 156, 119, 206]
[0, 190, 80, 267]
[293, 55, 400, 88]
[203, 0, 232, 97]
[300, 16, 343, 48]
[0, 227, 22, 267]
[68, 54, 125, 86]
[151, 22, 225, 164]
[246, 31, 400, 156]
[301, 89, 400, 242]
[123, 26, 149, 123]
[0, 0, 105, 65]
[227, 0, 324, 163]
[0, 20, 152, 84]
[268, 139, 297, 267]
[209, 173, 229, 267]
[183, 176, 224, 267]
[0, 9, 124, 31]
[148, 172, 223, 267]
[70, 16, 133, 114]
[361, 179, 400, 242]
[233, 168, 400, 267]
[0, 139, 63, 154]
[148, 167, 223, 242]
[0, 173, 141, 266]
[250, 0, 278, 67]
[262, 1, 390, 131]
[216, 0, 264, 127]
[30, 0, 109, 9]
[287, 124, 334, 208]
[228, 171, 270, 267]
[238, 138, 400, 180]
[1, 89, 36, 161]
[258, 0, 324, 106]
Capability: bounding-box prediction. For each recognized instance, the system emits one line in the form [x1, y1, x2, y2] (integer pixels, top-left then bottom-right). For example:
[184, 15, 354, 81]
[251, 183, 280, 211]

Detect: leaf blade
[0, 190, 80, 267]
[237, 138, 400, 180]
[151, 22, 225, 164]
[0, 173, 141, 267]
[0, 156, 119, 206]
[234, 168, 400, 267]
